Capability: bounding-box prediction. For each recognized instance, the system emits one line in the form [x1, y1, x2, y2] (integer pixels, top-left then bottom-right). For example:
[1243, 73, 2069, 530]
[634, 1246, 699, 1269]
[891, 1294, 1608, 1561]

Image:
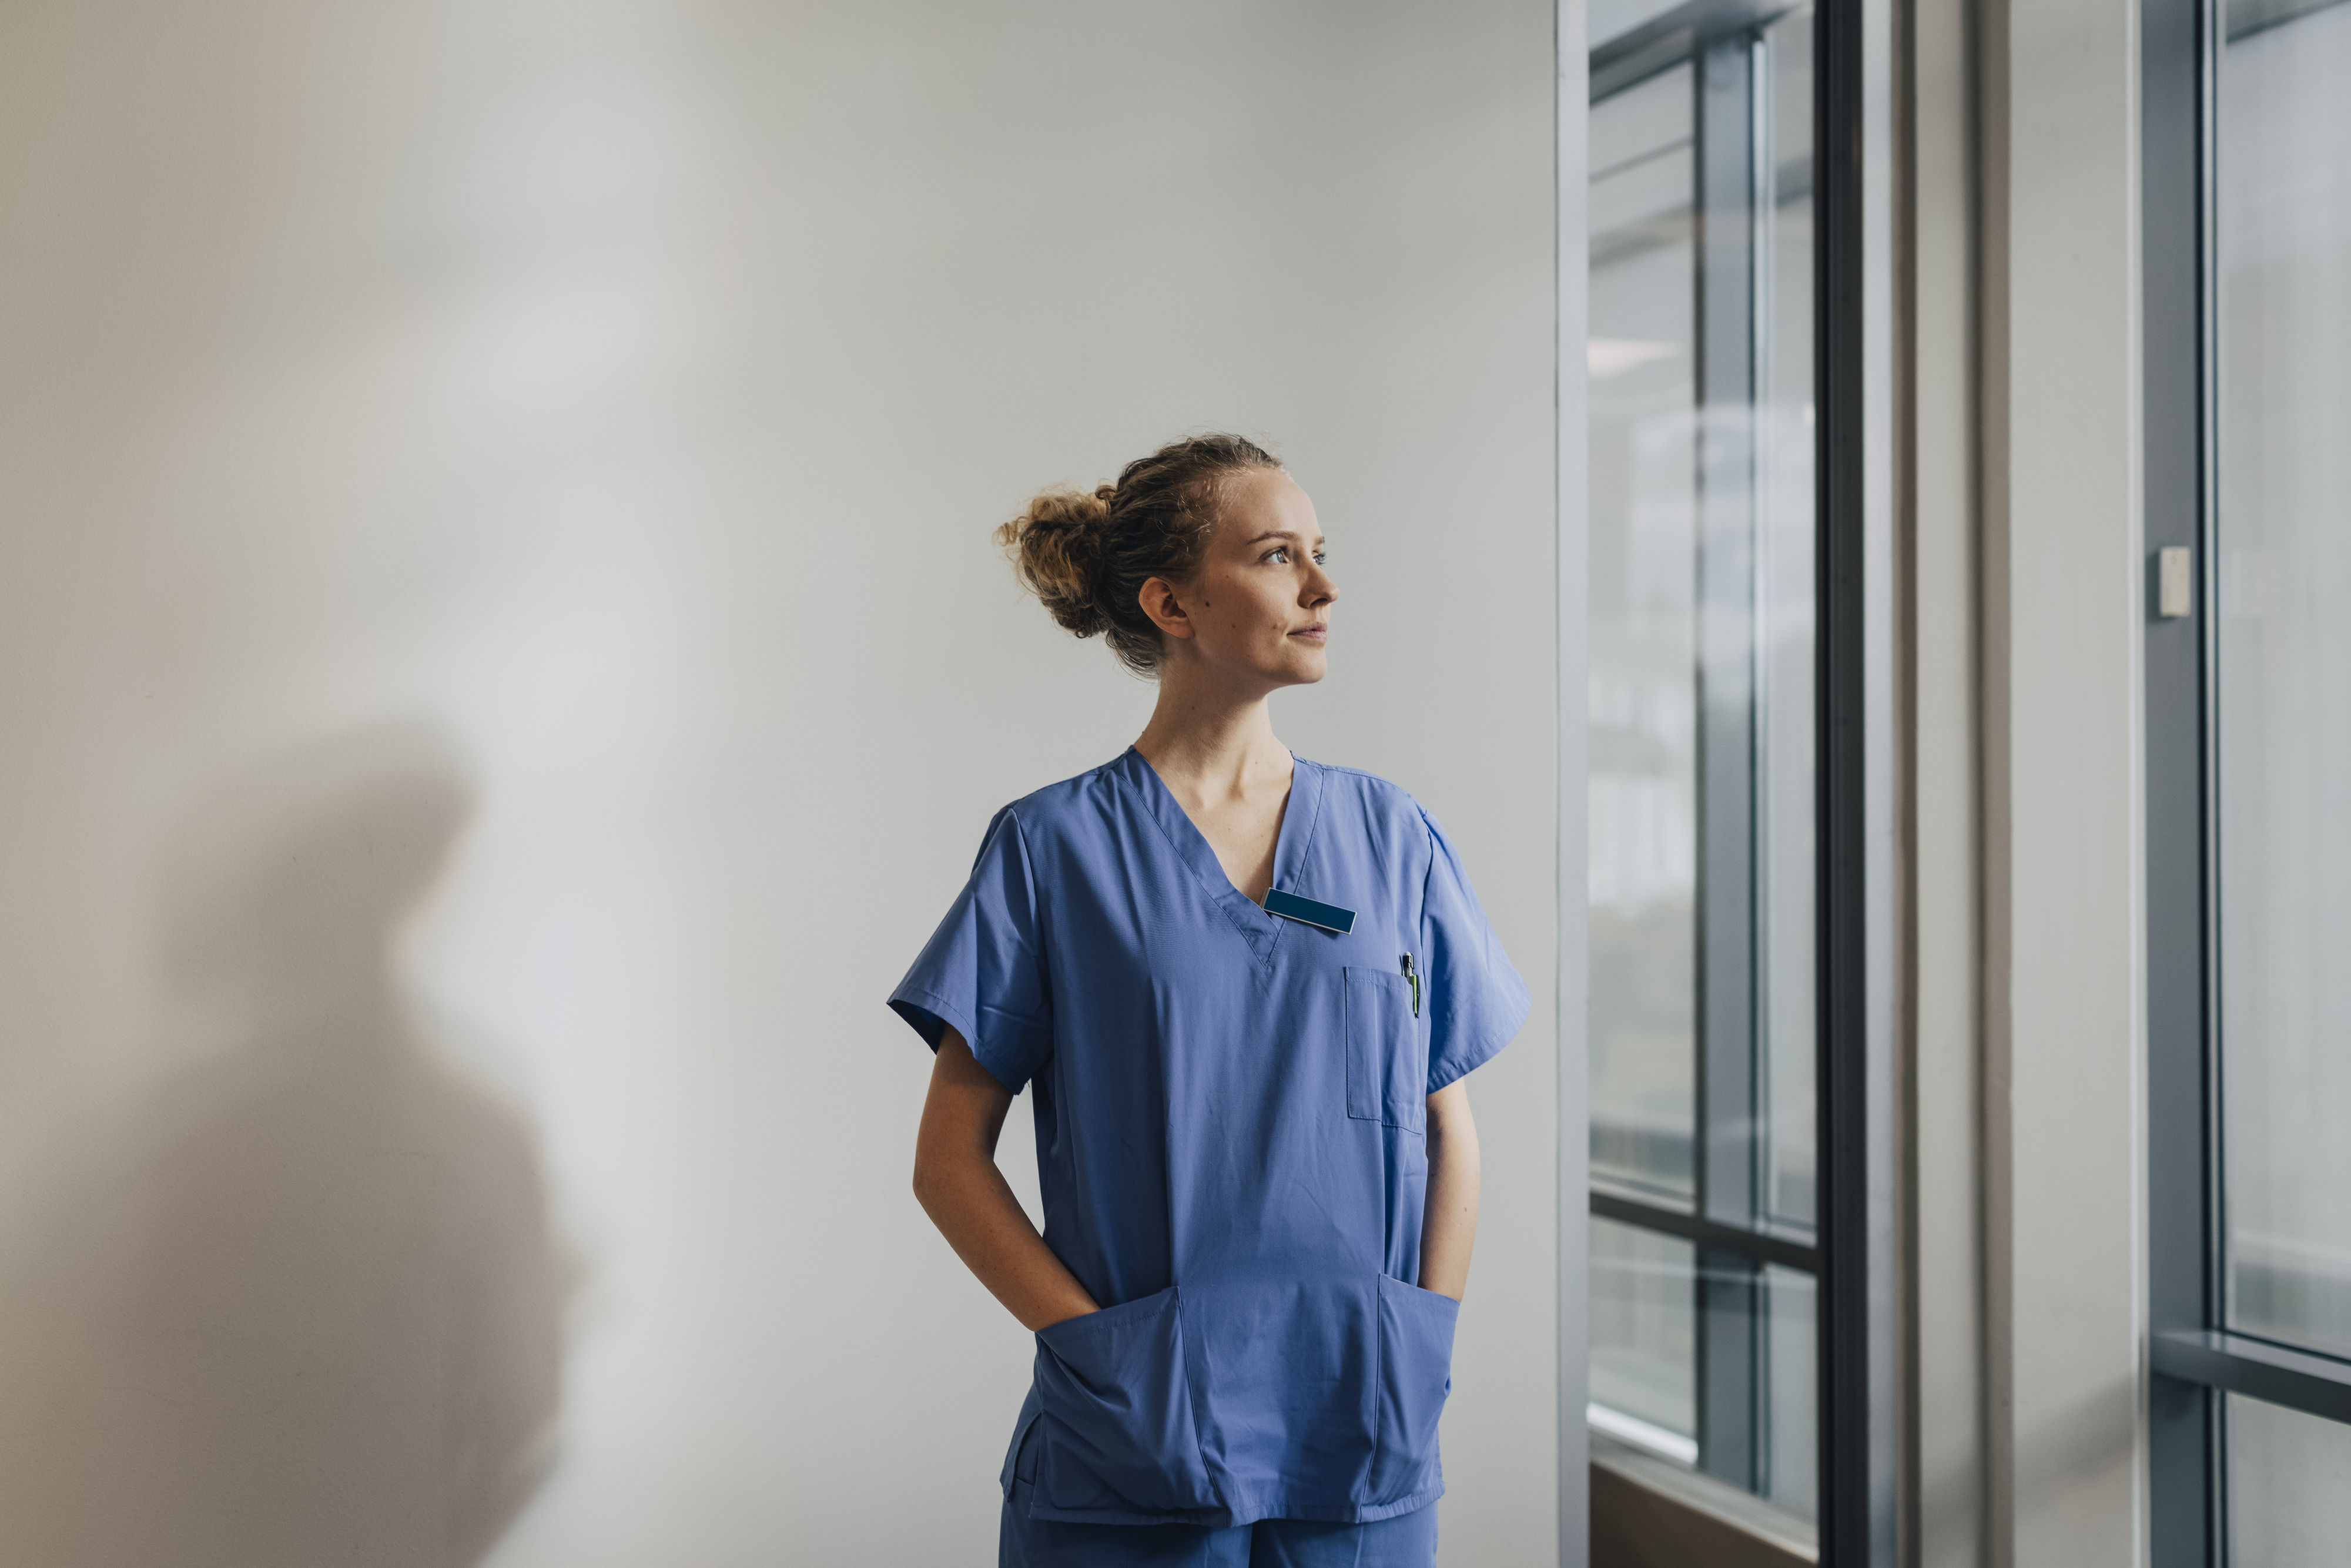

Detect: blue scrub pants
[999, 1423, 1439, 1568]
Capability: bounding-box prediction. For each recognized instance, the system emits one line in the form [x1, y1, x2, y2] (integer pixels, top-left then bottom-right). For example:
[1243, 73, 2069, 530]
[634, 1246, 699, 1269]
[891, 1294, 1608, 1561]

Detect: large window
[1586, 0, 1825, 1526]
[2146, 0, 2351, 1559]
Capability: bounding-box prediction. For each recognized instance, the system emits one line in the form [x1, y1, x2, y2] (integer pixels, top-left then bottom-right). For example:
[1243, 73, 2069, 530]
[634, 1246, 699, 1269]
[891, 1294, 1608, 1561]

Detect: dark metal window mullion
[2144, 0, 2222, 1557]
[2193, 0, 2231, 1552]
[1814, 0, 1873, 1552]
[1694, 24, 1767, 1496]
[1592, 1190, 1821, 1272]
[2152, 1331, 2351, 1426]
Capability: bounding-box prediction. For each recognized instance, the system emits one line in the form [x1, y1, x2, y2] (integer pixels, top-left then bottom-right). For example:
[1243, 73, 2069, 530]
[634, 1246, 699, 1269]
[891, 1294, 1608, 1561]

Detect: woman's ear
[1137, 576, 1194, 640]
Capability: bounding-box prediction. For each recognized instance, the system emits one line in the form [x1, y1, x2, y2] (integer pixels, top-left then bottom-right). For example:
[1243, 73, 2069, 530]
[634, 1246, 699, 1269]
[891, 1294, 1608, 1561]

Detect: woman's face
[1144, 467, 1339, 693]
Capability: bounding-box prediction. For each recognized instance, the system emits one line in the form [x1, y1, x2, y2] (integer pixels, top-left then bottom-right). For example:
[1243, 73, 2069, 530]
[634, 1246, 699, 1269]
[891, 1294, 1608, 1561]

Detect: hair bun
[994, 488, 1114, 638]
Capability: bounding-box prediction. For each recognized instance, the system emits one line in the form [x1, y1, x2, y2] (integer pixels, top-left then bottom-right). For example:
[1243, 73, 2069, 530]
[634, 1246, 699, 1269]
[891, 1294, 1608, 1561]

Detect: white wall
[0, 2, 1560, 1564]
[1981, 0, 2149, 1557]
[1904, 0, 1987, 1560]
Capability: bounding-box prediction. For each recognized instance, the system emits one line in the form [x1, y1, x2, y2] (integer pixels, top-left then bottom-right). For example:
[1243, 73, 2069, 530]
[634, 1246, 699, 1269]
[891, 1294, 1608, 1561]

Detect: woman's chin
[1276, 649, 1330, 686]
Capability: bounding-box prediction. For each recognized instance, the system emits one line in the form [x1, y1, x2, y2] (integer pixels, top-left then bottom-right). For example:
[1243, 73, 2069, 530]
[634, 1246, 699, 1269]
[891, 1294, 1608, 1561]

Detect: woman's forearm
[915, 1146, 1099, 1331]
[1418, 1080, 1481, 1300]
[913, 1028, 1099, 1331]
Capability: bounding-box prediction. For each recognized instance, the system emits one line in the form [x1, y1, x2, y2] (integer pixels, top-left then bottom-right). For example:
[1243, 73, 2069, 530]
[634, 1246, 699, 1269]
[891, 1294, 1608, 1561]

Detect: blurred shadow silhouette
[4, 725, 571, 1568]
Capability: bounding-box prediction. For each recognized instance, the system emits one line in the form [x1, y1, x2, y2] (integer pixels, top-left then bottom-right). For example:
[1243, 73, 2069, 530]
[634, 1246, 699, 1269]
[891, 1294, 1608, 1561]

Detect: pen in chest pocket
[1399, 953, 1419, 1018]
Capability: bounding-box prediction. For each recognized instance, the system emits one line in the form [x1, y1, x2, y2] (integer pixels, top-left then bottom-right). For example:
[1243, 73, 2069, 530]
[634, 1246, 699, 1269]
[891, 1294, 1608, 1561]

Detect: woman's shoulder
[1292, 755, 1436, 837]
[982, 752, 1138, 842]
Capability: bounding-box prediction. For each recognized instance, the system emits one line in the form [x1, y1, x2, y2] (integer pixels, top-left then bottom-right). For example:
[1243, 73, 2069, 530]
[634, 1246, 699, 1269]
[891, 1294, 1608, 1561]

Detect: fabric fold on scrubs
[890, 748, 1530, 1530]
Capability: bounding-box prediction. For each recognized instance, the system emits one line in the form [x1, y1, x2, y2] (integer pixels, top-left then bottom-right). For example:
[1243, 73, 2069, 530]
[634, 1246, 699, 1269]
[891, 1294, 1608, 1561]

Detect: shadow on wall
[2, 726, 572, 1568]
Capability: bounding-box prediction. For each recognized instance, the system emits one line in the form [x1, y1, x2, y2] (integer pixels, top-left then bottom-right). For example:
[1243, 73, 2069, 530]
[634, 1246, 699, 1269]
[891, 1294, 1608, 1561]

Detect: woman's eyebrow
[1244, 530, 1327, 547]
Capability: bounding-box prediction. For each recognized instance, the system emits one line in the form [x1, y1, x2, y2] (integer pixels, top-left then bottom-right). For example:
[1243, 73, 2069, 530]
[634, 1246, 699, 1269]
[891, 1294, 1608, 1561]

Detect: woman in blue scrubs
[892, 434, 1529, 1567]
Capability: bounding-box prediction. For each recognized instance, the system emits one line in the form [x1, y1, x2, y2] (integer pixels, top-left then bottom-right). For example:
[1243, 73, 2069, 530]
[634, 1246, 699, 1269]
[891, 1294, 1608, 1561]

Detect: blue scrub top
[889, 747, 1530, 1530]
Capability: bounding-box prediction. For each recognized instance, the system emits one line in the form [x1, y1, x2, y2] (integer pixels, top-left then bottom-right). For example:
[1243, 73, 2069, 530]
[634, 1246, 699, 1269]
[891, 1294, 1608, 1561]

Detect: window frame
[2142, 0, 2351, 1559]
[1582, 0, 1881, 1550]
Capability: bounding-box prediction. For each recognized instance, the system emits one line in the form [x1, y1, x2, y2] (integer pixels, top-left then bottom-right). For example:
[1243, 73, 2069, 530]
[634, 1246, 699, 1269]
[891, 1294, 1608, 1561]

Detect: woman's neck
[1132, 663, 1289, 807]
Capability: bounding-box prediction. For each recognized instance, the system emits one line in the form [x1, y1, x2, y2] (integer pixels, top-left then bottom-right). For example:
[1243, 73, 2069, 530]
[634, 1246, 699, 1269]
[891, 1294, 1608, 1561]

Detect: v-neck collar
[1117, 745, 1328, 968]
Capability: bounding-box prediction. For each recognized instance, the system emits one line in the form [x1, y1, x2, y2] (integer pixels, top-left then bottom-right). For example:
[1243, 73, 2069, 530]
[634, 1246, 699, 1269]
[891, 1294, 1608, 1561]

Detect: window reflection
[1590, 61, 1701, 1206]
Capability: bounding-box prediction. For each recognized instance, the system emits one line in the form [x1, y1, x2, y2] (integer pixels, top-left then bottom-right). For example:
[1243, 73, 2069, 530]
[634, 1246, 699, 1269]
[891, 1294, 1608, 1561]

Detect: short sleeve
[1418, 807, 1532, 1093]
[887, 807, 1054, 1095]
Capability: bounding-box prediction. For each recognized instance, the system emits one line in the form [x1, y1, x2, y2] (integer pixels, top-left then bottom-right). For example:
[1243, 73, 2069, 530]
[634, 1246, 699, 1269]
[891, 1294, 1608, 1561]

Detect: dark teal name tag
[1264, 888, 1356, 934]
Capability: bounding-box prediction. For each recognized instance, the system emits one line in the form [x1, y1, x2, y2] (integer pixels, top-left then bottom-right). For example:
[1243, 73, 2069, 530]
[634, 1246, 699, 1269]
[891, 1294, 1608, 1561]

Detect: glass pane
[1756, 4, 1818, 1232]
[1589, 63, 1700, 1205]
[2215, 0, 2351, 1361]
[1588, 12, 1817, 1229]
[1761, 1264, 1818, 1519]
[2229, 1395, 2351, 1566]
[1586, 1218, 1819, 1520]
[1590, 1215, 1697, 1456]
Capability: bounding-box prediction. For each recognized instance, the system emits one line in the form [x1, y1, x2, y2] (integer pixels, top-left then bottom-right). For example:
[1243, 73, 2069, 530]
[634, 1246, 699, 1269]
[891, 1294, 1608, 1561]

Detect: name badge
[1264, 888, 1356, 934]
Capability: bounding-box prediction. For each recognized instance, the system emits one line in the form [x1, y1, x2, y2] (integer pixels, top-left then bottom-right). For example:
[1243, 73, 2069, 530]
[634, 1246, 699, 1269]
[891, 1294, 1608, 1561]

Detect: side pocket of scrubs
[1345, 967, 1425, 1133]
[1030, 1285, 1217, 1522]
[1368, 1273, 1459, 1506]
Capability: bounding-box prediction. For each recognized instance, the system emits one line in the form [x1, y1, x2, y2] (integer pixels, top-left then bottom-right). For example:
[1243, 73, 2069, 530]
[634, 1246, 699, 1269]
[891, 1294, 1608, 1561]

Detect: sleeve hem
[888, 984, 972, 1052]
[887, 984, 1029, 1096]
[1424, 984, 1533, 1094]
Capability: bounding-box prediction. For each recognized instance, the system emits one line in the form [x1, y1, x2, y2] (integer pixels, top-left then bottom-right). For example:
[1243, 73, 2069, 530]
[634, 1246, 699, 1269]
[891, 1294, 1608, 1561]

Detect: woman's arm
[1418, 1079, 1482, 1300]
[912, 1025, 1099, 1331]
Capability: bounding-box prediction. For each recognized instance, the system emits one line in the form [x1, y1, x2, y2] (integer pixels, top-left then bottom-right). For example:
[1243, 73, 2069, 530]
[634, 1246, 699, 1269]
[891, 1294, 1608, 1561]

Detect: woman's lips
[1289, 625, 1328, 642]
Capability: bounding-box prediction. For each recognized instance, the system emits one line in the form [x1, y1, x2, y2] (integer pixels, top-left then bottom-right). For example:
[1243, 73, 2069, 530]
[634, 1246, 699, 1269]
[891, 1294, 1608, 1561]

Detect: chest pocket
[1344, 966, 1425, 1134]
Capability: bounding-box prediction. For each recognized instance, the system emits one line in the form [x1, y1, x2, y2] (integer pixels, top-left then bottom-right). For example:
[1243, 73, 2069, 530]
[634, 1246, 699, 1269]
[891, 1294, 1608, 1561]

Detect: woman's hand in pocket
[912, 1026, 1100, 1331]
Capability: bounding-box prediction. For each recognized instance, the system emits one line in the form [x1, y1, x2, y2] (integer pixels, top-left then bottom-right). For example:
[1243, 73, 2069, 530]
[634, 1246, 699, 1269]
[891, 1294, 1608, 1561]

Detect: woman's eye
[1313, 552, 1327, 566]
[1265, 548, 1290, 564]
